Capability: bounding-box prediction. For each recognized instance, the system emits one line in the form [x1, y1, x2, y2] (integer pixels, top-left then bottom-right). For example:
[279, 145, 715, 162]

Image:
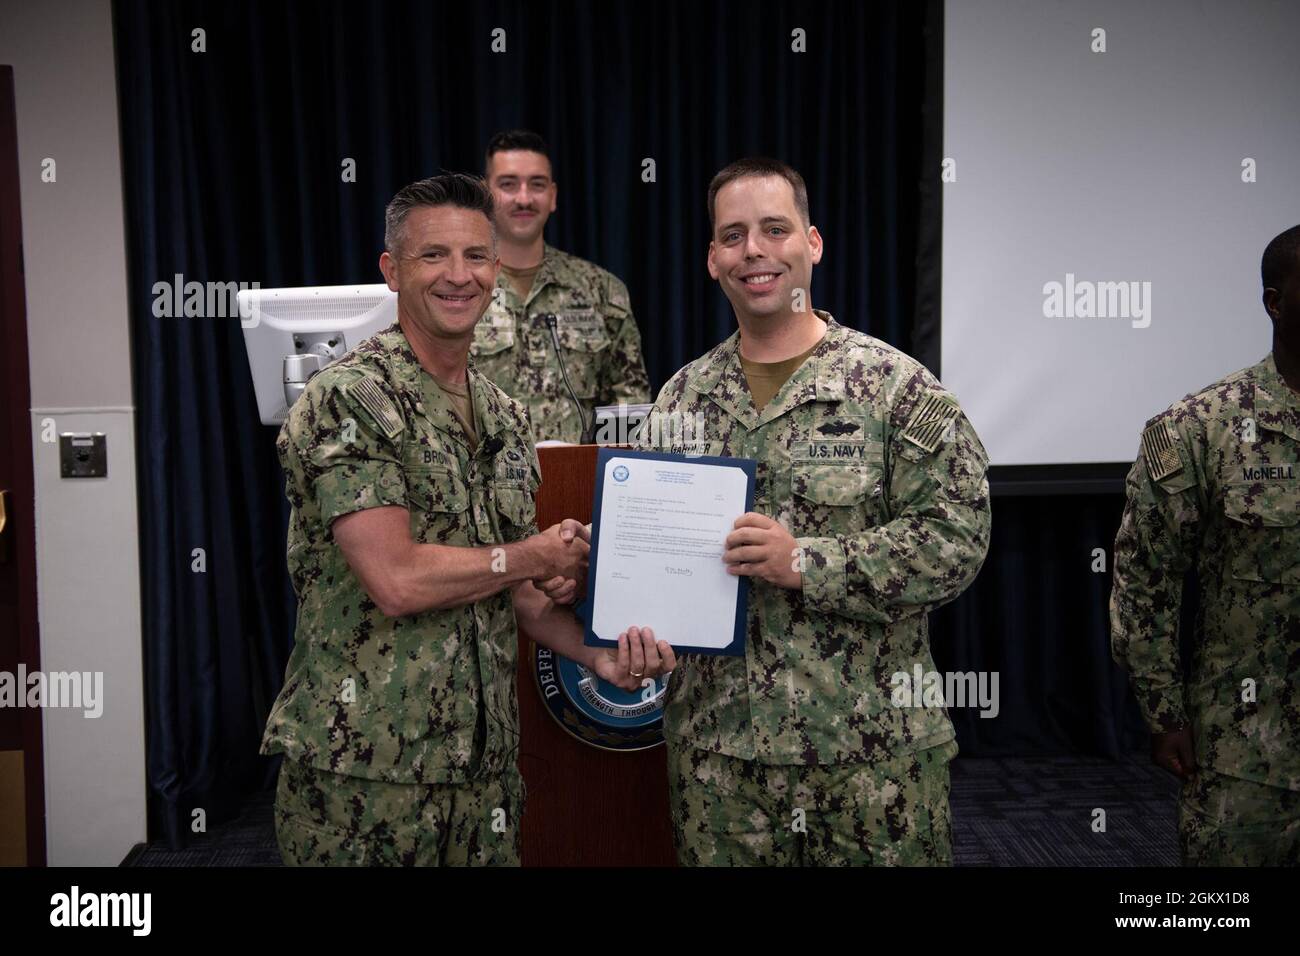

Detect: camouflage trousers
[1180, 769, 1300, 866]
[667, 736, 958, 866]
[274, 758, 524, 867]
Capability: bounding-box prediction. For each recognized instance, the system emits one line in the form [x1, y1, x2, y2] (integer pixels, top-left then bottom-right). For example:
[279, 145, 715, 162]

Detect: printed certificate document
[582, 448, 756, 656]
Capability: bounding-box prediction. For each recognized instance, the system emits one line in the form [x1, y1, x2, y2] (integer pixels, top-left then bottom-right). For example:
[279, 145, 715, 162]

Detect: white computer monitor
[238, 284, 397, 425]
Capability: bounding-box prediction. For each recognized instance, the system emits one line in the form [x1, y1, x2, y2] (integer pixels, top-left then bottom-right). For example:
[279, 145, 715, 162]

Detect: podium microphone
[544, 313, 592, 443]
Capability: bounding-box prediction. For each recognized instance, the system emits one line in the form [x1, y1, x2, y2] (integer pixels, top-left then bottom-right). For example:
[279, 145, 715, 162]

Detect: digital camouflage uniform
[261, 323, 541, 866]
[1111, 353, 1300, 866]
[470, 243, 650, 442]
[635, 311, 991, 866]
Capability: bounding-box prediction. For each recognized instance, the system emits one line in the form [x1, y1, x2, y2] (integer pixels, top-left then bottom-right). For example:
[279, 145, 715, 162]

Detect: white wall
[0, 0, 147, 864]
[943, 0, 1296, 465]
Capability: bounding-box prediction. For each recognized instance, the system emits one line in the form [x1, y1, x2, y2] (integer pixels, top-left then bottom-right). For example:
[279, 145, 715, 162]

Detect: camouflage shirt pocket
[471, 314, 516, 357]
[1222, 481, 1300, 584]
[489, 441, 539, 541]
[493, 484, 537, 539]
[554, 310, 610, 352]
[406, 467, 470, 544]
[553, 311, 610, 398]
[790, 459, 882, 536]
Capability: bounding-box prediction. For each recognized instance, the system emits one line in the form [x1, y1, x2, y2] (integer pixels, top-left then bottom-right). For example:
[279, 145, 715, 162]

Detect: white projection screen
[942, 0, 1300, 467]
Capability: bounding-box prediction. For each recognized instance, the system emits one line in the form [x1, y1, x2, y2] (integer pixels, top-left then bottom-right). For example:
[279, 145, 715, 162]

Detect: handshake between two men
[527, 517, 675, 691]
[333, 501, 804, 693]
[326, 504, 677, 693]
[528, 509, 807, 687]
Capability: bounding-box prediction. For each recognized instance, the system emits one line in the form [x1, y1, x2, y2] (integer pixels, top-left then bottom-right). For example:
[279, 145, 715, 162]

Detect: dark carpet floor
[948, 752, 1179, 866]
[123, 751, 1180, 867]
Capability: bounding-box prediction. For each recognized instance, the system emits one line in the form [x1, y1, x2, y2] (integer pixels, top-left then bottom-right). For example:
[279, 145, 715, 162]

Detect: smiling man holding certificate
[627, 158, 992, 866]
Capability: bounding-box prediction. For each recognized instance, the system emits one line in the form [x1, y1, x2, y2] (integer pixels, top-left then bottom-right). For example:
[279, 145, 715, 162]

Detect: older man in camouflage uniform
[471, 130, 649, 443]
[631, 159, 991, 866]
[1111, 224, 1300, 866]
[261, 174, 673, 867]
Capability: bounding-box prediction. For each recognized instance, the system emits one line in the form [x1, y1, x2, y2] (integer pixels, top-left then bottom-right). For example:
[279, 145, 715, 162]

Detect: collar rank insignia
[345, 376, 404, 440]
[1141, 419, 1183, 482]
[902, 394, 959, 453]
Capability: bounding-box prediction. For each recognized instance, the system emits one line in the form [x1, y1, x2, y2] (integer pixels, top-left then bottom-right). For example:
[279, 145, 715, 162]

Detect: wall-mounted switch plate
[60, 433, 107, 478]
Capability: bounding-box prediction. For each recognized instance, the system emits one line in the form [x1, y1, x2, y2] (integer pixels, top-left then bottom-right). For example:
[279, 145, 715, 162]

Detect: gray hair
[384, 173, 497, 255]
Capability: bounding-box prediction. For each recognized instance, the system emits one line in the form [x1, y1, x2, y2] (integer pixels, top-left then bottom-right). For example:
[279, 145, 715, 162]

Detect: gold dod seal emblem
[532, 644, 667, 751]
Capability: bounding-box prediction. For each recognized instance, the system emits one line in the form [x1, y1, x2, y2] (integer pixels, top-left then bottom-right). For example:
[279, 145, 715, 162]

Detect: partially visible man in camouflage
[471, 130, 650, 442]
[632, 159, 991, 865]
[261, 174, 673, 866]
[1111, 224, 1300, 866]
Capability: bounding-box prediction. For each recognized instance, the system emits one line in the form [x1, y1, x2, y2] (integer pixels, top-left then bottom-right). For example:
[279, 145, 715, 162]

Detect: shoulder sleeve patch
[1141, 419, 1183, 482]
[344, 376, 404, 440]
[607, 276, 630, 312]
[901, 393, 959, 454]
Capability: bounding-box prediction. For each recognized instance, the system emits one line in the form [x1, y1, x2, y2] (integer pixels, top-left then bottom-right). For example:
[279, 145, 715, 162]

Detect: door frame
[0, 63, 47, 867]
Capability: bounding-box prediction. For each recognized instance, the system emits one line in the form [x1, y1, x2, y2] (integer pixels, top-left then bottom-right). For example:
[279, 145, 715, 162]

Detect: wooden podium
[515, 445, 676, 866]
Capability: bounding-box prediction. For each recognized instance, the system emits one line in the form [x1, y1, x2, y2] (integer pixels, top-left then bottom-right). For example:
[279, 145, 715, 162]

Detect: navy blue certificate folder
[580, 447, 756, 657]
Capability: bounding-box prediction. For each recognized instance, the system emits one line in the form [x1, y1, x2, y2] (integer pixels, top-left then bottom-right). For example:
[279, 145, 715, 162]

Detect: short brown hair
[707, 157, 810, 231]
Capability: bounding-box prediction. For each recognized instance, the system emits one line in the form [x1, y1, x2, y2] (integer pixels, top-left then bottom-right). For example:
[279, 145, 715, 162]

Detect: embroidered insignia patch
[1141, 420, 1183, 482]
[345, 376, 403, 440]
[902, 394, 959, 453]
[608, 278, 630, 311]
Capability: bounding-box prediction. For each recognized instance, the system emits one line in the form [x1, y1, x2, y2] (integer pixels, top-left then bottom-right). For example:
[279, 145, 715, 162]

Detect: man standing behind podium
[472, 130, 650, 442]
[261, 174, 673, 866]
[633, 159, 991, 865]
